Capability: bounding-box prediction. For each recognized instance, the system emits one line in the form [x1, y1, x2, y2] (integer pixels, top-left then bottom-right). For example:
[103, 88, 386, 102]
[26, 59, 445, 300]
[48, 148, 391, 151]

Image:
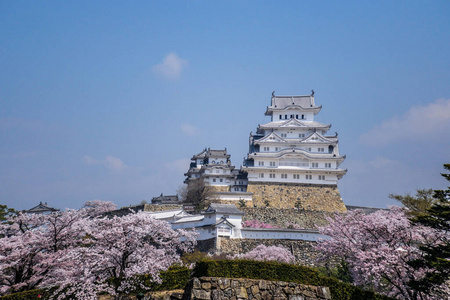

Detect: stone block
[251, 285, 260, 295]
[192, 289, 210, 300]
[218, 278, 230, 289]
[193, 278, 201, 289]
[235, 286, 248, 299]
[289, 296, 304, 300]
[201, 282, 211, 290]
[211, 289, 225, 300]
[316, 287, 331, 299]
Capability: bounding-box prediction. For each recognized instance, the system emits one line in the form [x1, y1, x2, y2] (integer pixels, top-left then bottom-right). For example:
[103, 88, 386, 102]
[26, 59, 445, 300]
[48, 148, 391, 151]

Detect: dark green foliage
[106, 265, 191, 295]
[0, 288, 49, 299]
[181, 250, 208, 265]
[193, 259, 395, 300]
[389, 188, 436, 218]
[141, 265, 191, 292]
[0, 205, 16, 222]
[408, 164, 450, 295]
[317, 260, 354, 284]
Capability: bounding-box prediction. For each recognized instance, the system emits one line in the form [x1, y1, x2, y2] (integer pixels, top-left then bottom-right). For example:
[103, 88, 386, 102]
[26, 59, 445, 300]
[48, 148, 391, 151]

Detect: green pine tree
[389, 188, 437, 218]
[408, 164, 450, 295]
[0, 204, 16, 222]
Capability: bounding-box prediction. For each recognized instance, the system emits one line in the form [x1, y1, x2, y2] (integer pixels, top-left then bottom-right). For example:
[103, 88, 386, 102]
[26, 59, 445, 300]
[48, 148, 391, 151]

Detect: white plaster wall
[246, 169, 339, 185]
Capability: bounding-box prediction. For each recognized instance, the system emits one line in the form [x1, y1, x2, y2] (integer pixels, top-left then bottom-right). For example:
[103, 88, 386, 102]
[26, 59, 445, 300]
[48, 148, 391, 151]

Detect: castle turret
[242, 92, 347, 212]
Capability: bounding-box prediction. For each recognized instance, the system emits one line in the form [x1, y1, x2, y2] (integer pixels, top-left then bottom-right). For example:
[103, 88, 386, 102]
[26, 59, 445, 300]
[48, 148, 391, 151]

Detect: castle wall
[241, 207, 334, 229]
[188, 277, 331, 300]
[209, 185, 230, 192]
[247, 182, 347, 213]
[218, 238, 323, 267]
[209, 199, 254, 207]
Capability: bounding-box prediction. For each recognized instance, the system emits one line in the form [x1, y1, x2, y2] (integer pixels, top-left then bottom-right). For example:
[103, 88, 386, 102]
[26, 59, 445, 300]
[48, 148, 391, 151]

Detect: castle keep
[184, 91, 347, 213]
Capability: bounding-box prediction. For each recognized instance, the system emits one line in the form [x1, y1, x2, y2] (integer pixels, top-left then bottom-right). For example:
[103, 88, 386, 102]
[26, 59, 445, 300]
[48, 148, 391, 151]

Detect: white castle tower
[242, 91, 347, 212]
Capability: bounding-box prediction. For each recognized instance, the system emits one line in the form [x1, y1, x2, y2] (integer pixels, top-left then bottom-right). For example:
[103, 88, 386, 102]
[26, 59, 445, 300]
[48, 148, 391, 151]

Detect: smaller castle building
[184, 148, 248, 193]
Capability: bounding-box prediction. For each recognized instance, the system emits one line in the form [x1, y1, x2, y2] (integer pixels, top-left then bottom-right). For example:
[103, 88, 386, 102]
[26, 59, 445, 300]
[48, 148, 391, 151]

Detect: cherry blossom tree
[51, 211, 197, 299]
[0, 212, 67, 294]
[242, 220, 276, 228]
[232, 244, 295, 264]
[81, 199, 118, 217]
[316, 206, 442, 300]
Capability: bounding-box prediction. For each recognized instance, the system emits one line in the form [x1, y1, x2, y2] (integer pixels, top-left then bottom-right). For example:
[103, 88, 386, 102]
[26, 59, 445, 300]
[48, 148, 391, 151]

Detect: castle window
[213, 179, 216, 182]
[312, 163, 318, 168]
[301, 114, 305, 119]
[269, 173, 275, 178]
[275, 147, 280, 151]
[220, 179, 223, 182]
[306, 175, 312, 180]
[318, 148, 325, 152]
[296, 115, 299, 119]
[281, 133, 287, 138]
[263, 146, 269, 151]
[259, 161, 264, 166]
[281, 174, 287, 179]
[270, 161, 275, 166]
[285, 115, 288, 119]
[259, 173, 264, 178]
[325, 163, 332, 168]
[290, 114, 294, 119]
[319, 175, 326, 180]
[279, 115, 282, 120]
[293, 174, 300, 179]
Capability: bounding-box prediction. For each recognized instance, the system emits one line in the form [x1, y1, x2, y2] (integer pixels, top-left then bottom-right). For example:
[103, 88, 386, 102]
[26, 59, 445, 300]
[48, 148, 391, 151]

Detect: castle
[184, 91, 347, 213]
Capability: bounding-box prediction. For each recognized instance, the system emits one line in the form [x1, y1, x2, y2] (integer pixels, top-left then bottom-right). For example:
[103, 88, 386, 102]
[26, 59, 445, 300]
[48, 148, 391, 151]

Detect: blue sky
[1, 1, 449, 210]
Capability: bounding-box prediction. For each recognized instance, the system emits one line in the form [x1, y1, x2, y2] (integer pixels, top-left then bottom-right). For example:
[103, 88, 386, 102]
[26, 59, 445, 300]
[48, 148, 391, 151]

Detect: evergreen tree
[389, 189, 437, 218]
[0, 205, 16, 222]
[408, 164, 450, 296]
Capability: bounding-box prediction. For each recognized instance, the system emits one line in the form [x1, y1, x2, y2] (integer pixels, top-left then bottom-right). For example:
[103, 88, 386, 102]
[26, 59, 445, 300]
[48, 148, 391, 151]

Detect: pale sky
[1, 1, 449, 210]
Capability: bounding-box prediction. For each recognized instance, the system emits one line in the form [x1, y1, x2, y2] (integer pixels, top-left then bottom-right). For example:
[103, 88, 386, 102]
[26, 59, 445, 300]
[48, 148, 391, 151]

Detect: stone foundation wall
[188, 277, 331, 300]
[218, 238, 323, 267]
[210, 186, 230, 193]
[247, 182, 346, 213]
[208, 199, 254, 207]
[197, 238, 217, 253]
[242, 207, 334, 229]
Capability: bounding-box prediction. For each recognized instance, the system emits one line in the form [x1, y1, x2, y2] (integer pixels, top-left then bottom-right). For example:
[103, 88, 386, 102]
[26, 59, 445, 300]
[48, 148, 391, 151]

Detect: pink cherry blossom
[316, 206, 447, 300]
[231, 244, 295, 264]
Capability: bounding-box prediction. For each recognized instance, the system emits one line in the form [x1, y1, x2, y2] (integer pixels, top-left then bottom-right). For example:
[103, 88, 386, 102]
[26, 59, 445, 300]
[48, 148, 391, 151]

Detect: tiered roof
[265, 94, 322, 116]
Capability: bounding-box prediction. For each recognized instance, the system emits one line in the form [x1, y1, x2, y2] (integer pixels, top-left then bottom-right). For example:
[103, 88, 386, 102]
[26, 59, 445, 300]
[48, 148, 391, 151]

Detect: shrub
[0, 288, 50, 300]
[193, 259, 395, 300]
